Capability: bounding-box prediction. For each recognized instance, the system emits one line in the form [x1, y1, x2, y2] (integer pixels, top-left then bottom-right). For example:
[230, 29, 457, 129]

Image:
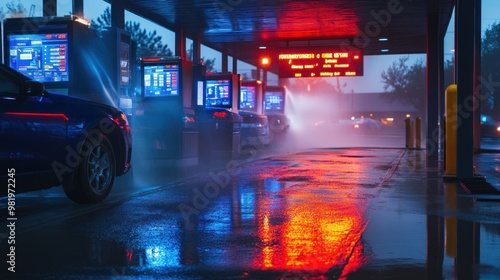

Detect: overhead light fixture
[73, 16, 90, 26]
[259, 46, 267, 49]
[381, 49, 389, 52]
[378, 38, 388, 42]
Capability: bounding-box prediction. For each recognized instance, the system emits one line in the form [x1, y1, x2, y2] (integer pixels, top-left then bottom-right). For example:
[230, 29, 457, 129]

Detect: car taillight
[184, 116, 196, 123]
[114, 113, 131, 132]
[354, 124, 360, 128]
[213, 111, 228, 118]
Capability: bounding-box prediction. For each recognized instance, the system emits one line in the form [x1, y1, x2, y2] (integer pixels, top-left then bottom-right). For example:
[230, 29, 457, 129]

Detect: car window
[0, 73, 20, 94]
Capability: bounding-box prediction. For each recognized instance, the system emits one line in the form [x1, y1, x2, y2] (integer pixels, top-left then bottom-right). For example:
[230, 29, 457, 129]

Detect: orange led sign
[278, 47, 363, 78]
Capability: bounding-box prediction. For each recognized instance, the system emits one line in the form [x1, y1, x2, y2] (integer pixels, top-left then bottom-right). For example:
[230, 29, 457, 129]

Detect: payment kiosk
[198, 72, 242, 160]
[3, 16, 133, 110]
[134, 57, 198, 167]
[264, 86, 290, 133]
[240, 80, 270, 146]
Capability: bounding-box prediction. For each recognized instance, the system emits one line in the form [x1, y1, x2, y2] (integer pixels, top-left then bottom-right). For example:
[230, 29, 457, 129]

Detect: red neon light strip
[5, 112, 69, 121]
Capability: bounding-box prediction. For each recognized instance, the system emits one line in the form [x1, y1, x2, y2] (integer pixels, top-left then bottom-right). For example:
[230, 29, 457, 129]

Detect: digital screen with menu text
[278, 46, 363, 78]
[8, 33, 69, 82]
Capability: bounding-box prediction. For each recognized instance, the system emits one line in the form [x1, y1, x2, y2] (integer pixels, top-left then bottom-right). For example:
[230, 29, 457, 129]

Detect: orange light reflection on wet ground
[251, 152, 374, 276]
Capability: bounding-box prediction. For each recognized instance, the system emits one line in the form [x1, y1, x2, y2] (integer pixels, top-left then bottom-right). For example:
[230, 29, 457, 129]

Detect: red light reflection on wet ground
[248, 150, 388, 276]
[252, 184, 368, 276]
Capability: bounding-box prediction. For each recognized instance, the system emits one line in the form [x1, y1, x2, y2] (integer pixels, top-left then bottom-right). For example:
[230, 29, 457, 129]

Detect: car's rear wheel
[63, 133, 116, 203]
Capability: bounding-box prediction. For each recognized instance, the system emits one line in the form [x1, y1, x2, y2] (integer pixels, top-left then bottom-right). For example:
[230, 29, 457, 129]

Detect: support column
[232, 56, 238, 73]
[192, 35, 201, 63]
[222, 50, 228, 72]
[72, 0, 83, 18]
[111, 0, 125, 29]
[455, 0, 477, 179]
[43, 0, 57, 16]
[427, 11, 440, 157]
[175, 28, 186, 60]
[473, 1, 482, 151]
[438, 28, 445, 156]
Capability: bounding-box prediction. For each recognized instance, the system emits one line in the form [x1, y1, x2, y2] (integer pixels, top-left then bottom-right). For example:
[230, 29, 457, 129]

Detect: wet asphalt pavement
[2, 147, 500, 279]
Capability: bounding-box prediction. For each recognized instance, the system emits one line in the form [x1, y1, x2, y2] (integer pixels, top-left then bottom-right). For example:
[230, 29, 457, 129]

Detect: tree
[126, 21, 173, 59]
[0, 8, 5, 21]
[187, 43, 217, 72]
[381, 56, 426, 116]
[92, 7, 172, 61]
[2, 0, 26, 18]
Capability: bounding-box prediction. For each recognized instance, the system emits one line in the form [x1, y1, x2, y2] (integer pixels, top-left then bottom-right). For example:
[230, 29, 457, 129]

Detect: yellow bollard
[405, 117, 411, 148]
[409, 120, 414, 149]
[415, 117, 421, 149]
[445, 84, 457, 176]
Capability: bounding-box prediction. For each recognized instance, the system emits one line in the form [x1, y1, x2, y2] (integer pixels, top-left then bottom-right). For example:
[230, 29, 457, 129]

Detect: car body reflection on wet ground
[1, 148, 500, 279]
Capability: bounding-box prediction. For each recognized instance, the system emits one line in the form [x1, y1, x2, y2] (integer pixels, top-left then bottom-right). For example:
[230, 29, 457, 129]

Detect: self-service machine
[264, 86, 290, 134]
[134, 57, 198, 167]
[3, 16, 133, 110]
[198, 72, 242, 160]
[240, 80, 270, 146]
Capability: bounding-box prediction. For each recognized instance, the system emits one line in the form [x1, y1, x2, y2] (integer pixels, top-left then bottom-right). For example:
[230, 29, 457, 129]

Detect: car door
[0, 69, 68, 176]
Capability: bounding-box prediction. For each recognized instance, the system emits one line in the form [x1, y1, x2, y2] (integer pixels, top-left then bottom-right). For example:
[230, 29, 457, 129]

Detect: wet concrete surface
[2, 147, 500, 279]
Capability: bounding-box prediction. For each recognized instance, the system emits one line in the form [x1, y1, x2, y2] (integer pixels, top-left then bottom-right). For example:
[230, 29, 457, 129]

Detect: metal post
[43, 0, 57, 16]
[111, 0, 125, 29]
[175, 28, 186, 60]
[426, 8, 440, 157]
[455, 0, 476, 179]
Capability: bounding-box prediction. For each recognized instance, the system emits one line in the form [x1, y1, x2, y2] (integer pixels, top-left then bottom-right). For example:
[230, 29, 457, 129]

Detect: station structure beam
[175, 28, 186, 60]
[222, 48, 229, 72]
[43, 0, 57, 16]
[232, 55, 238, 73]
[426, 6, 440, 158]
[455, 0, 480, 179]
[111, 0, 125, 29]
[473, 1, 482, 152]
[192, 35, 202, 64]
[72, 0, 83, 18]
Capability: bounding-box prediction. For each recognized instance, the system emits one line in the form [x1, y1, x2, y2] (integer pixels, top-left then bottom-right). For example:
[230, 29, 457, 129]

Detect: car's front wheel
[63, 133, 116, 203]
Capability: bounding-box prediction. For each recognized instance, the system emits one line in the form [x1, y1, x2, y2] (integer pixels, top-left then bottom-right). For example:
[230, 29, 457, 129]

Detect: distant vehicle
[480, 114, 500, 138]
[0, 63, 132, 203]
[334, 117, 383, 133]
[352, 118, 383, 133]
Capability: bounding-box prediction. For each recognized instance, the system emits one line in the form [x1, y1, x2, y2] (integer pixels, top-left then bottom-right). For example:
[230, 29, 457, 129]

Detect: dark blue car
[0, 63, 131, 203]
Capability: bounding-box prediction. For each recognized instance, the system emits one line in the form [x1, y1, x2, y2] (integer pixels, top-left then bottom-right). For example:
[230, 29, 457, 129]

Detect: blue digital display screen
[143, 64, 179, 97]
[206, 79, 231, 107]
[265, 90, 284, 111]
[240, 85, 256, 110]
[8, 33, 69, 82]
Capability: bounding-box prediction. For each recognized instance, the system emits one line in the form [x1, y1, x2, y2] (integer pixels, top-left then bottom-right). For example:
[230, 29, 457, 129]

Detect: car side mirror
[22, 80, 45, 96]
